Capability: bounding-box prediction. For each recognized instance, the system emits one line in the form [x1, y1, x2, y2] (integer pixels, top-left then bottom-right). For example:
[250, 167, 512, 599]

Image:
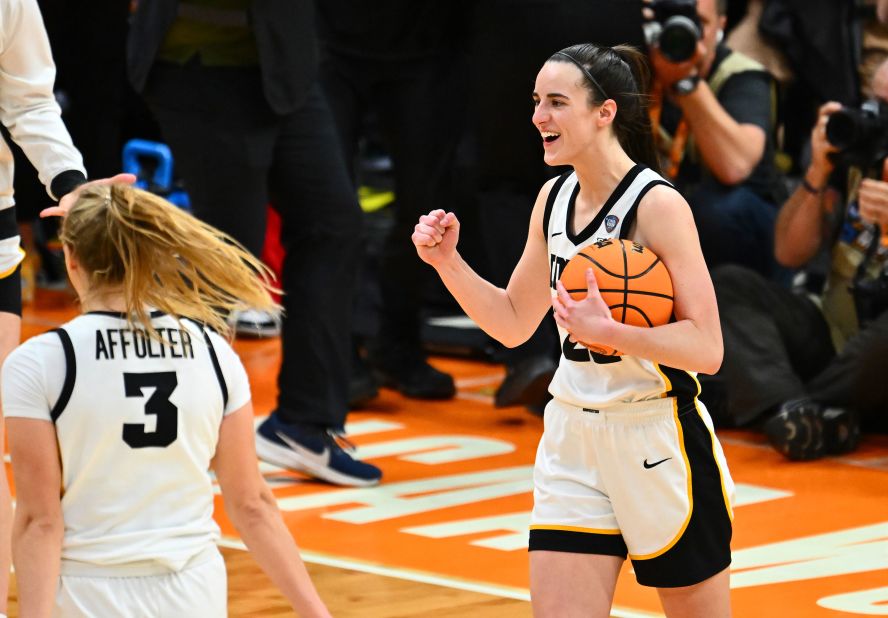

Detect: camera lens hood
[659, 15, 701, 63]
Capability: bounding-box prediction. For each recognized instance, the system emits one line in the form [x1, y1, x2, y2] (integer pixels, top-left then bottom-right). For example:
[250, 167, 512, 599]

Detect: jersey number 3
[122, 372, 179, 448]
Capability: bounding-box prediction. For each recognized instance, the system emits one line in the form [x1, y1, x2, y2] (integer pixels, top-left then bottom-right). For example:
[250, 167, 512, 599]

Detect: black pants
[319, 51, 462, 348]
[144, 62, 362, 429]
[688, 182, 785, 282]
[714, 264, 888, 427]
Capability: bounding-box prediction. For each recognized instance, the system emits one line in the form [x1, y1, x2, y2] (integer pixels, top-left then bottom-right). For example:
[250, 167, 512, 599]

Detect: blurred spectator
[316, 0, 467, 401]
[724, 0, 792, 85]
[648, 0, 783, 280]
[128, 0, 380, 487]
[468, 0, 645, 412]
[711, 58, 888, 461]
[757, 0, 870, 169]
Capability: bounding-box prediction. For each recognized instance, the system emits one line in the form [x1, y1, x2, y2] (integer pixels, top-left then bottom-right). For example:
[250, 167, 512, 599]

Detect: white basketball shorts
[54, 547, 227, 617]
[529, 395, 734, 588]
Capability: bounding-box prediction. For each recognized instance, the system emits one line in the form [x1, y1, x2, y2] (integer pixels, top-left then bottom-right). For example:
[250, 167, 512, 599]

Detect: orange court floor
[12, 291, 888, 618]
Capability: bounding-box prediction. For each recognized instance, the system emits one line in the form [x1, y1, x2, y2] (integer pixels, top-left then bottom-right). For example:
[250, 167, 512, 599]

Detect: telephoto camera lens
[646, 0, 702, 63]
[824, 100, 888, 170]
[658, 15, 700, 62]
[825, 108, 865, 151]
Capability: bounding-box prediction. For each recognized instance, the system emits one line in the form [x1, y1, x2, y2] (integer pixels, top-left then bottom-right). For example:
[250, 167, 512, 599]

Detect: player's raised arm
[412, 179, 556, 348]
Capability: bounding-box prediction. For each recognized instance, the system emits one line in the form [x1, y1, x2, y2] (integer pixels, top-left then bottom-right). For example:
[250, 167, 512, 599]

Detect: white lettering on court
[403, 512, 531, 551]
[276, 466, 534, 523]
[817, 587, 888, 615]
[730, 522, 888, 588]
[354, 436, 514, 464]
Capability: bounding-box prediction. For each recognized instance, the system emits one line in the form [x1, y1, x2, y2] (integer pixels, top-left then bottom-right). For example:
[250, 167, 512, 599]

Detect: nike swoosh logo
[643, 457, 672, 469]
[275, 431, 331, 466]
[551, 231, 563, 237]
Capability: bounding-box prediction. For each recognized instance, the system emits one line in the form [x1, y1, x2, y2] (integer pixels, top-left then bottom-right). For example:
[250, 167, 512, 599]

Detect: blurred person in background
[646, 0, 783, 280]
[316, 0, 468, 402]
[127, 0, 381, 487]
[713, 58, 888, 460]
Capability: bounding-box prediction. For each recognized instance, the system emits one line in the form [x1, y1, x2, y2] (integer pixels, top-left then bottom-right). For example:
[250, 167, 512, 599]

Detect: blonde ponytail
[60, 184, 280, 337]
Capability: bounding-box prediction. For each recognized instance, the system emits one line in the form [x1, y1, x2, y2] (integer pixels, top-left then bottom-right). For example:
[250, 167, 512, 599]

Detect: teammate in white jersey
[412, 44, 733, 617]
[1, 184, 330, 617]
[0, 2, 137, 612]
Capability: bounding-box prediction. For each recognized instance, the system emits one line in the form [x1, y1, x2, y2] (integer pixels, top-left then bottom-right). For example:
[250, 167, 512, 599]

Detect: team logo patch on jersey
[605, 214, 619, 232]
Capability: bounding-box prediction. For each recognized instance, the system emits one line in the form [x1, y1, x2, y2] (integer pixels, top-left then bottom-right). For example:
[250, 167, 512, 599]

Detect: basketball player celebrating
[1, 185, 330, 617]
[413, 44, 734, 617]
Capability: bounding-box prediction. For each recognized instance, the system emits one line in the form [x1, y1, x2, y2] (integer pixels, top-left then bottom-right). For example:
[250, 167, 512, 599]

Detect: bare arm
[6, 417, 63, 618]
[774, 102, 842, 267]
[675, 81, 767, 186]
[412, 180, 555, 348]
[212, 405, 330, 618]
[0, 313, 19, 616]
[553, 185, 723, 374]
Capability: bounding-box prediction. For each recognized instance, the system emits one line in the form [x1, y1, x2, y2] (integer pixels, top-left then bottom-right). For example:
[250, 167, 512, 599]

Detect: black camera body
[825, 99, 888, 171]
[645, 0, 702, 63]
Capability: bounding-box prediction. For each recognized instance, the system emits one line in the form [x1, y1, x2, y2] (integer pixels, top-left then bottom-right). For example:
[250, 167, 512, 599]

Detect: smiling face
[532, 61, 613, 167]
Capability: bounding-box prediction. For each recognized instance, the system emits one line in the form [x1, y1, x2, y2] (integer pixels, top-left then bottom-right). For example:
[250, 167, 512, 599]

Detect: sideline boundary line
[218, 537, 665, 618]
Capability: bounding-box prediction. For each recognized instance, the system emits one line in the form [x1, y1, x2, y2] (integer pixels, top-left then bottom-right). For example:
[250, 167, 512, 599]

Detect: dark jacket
[127, 0, 318, 114]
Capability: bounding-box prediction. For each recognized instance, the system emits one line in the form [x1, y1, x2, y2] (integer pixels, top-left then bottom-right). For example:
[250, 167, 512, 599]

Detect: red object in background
[261, 205, 285, 302]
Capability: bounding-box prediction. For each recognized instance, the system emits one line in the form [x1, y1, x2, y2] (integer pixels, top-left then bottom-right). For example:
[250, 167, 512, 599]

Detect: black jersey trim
[529, 527, 628, 557]
[201, 328, 229, 409]
[618, 179, 674, 240]
[0, 265, 22, 315]
[50, 328, 76, 422]
[567, 163, 644, 246]
[543, 172, 572, 238]
[0, 206, 17, 239]
[85, 310, 167, 319]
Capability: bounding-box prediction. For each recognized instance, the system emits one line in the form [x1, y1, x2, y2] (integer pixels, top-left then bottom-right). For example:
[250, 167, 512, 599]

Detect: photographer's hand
[775, 102, 842, 267]
[858, 159, 888, 229]
[649, 43, 704, 89]
[806, 101, 842, 189]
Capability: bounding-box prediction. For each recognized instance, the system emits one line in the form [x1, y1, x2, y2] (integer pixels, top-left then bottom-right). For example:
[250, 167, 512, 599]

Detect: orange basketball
[559, 238, 673, 356]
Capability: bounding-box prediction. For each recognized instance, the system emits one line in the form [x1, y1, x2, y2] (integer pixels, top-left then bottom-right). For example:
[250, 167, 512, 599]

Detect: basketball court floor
[9, 290, 888, 617]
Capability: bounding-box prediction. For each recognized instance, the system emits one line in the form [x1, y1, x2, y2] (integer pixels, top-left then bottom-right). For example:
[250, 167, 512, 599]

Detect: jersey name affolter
[2, 311, 250, 573]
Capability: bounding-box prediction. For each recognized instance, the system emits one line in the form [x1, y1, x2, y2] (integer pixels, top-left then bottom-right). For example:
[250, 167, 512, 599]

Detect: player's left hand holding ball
[553, 267, 616, 348]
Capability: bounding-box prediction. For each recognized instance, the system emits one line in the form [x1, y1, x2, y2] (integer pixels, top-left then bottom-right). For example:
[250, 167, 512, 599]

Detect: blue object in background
[121, 139, 191, 211]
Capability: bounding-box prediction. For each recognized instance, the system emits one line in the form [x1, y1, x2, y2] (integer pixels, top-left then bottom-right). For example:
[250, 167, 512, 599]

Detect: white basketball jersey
[1, 311, 251, 573]
[545, 165, 700, 409]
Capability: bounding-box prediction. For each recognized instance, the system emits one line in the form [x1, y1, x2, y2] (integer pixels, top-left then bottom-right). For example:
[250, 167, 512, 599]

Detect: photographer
[646, 0, 783, 279]
[710, 59, 888, 461]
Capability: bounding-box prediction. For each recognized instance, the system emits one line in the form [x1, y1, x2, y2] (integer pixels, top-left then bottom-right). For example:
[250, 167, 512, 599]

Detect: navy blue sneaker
[255, 414, 382, 487]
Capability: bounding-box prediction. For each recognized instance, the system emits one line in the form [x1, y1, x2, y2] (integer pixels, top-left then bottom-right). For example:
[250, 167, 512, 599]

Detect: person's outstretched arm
[5, 417, 63, 618]
[412, 178, 556, 348]
[213, 404, 331, 618]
